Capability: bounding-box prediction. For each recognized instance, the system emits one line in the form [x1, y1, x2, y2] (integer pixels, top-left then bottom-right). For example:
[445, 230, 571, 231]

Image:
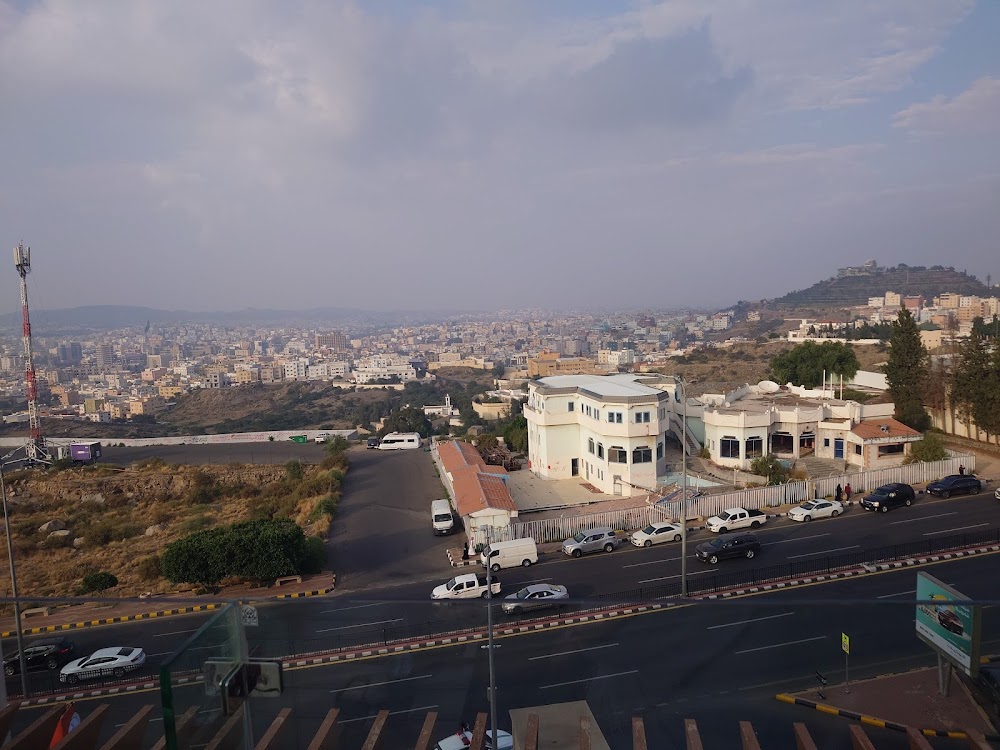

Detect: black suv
[696, 532, 761, 564]
[366, 437, 380, 449]
[926, 474, 983, 498]
[860, 483, 915, 513]
[3, 636, 76, 676]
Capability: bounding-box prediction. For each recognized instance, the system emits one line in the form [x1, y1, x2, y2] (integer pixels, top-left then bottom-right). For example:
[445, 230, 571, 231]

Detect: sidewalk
[0, 573, 336, 637]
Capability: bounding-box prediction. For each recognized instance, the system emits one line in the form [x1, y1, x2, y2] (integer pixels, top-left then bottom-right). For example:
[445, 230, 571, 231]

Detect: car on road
[59, 647, 146, 685]
[787, 499, 843, 523]
[3, 636, 76, 676]
[860, 483, 915, 513]
[696, 532, 761, 564]
[366, 436, 380, 449]
[926, 474, 983, 498]
[630, 522, 683, 547]
[706, 507, 767, 533]
[431, 573, 501, 600]
[314, 432, 330, 444]
[501, 583, 569, 615]
[996, 486, 1000, 501]
[562, 527, 621, 557]
[435, 728, 513, 750]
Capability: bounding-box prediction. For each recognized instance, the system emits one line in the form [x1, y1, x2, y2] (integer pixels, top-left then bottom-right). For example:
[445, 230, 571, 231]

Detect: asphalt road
[10, 553, 998, 749]
[101, 442, 330, 466]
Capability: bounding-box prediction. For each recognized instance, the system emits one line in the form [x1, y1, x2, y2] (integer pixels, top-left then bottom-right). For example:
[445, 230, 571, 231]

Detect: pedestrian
[835, 483, 843, 503]
[958, 464, 965, 476]
[844, 483, 852, 502]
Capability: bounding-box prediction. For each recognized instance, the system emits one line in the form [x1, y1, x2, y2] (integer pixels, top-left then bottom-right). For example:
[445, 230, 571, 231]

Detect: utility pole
[485, 557, 499, 745]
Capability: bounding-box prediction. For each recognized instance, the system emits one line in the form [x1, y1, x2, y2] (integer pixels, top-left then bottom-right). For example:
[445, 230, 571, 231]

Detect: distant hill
[770, 265, 992, 308]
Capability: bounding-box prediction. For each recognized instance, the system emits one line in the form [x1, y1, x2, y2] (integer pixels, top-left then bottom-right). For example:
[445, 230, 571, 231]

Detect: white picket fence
[812, 455, 974, 498]
[473, 504, 663, 546]
[685, 481, 812, 519]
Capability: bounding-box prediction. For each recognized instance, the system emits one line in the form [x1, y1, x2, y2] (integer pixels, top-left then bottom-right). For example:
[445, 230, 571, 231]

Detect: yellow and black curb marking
[271, 583, 335, 600]
[775, 693, 1000, 741]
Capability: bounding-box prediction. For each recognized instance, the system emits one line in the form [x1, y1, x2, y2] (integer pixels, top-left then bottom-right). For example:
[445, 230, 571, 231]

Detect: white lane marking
[877, 589, 916, 599]
[316, 618, 403, 633]
[707, 612, 795, 630]
[890, 512, 957, 525]
[923, 523, 989, 536]
[529, 643, 620, 661]
[330, 674, 432, 693]
[340, 705, 439, 724]
[786, 546, 859, 560]
[623, 556, 683, 569]
[540, 670, 639, 690]
[146, 652, 173, 658]
[769, 534, 829, 545]
[638, 570, 713, 584]
[735, 636, 827, 655]
[516, 578, 554, 585]
[320, 603, 384, 613]
[154, 630, 197, 637]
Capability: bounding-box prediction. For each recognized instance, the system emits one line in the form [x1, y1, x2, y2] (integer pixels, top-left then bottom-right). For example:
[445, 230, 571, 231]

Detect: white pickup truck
[431, 573, 501, 600]
[706, 507, 768, 534]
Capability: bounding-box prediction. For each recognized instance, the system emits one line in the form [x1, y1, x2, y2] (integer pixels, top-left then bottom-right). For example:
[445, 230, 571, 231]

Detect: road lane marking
[623, 556, 699, 569]
[877, 589, 916, 599]
[320, 603, 384, 613]
[316, 618, 403, 633]
[638, 570, 712, 584]
[707, 612, 795, 629]
[330, 674, 432, 693]
[890, 512, 957, 525]
[923, 523, 989, 536]
[529, 643, 620, 660]
[154, 630, 197, 637]
[540, 670, 639, 689]
[516, 578, 554, 585]
[339, 705, 439, 723]
[769, 534, 829, 545]
[734, 636, 826, 654]
[786, 546, 859, 560]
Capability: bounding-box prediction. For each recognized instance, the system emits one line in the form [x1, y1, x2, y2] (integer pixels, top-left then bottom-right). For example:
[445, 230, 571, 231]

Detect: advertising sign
[915, 572, 980, 677]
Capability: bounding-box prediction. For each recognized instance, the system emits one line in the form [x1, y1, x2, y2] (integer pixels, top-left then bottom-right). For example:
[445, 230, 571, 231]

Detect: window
[659, 407, 665, 420]
[721, 436, 739, 459]
[609, 446, 627, 463]
[585, 405, 591, 417]
[823, 438, 830, 447]
[657, 442, 664, 460]
[595, 410, 600, 421]
[854, 444, 862, 455]
[597, 443, 604, 459]
[635, 411, 650, 423]
[877, 443, 905, 457]
[608, 411, 623, 423]
[632, 446, 652, 463]
[745, 436, 763, 458]
[588, 438, 595, 454]
[568, 401, 575, 412]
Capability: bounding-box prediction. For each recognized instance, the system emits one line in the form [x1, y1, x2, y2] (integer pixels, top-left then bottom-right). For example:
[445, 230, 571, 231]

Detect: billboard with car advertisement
[915, 572, 981, 677]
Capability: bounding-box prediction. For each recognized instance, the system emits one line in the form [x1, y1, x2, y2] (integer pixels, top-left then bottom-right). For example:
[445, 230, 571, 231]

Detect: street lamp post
[485, 553, 499, 746]
[0, 451, 31, 698]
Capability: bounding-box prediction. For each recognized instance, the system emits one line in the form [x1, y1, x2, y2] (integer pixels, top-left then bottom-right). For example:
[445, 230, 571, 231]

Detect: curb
[1, 578, 336, 638]
[446, 549, 477, 568]
[697, 543, 1000, 599]
[775, 693, 1000, 742]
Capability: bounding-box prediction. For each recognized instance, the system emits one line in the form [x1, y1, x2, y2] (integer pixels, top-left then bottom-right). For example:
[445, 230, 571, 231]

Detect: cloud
[893, 77, 1000, 135]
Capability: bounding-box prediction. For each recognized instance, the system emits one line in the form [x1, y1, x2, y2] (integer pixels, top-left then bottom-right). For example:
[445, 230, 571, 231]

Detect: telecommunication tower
[13, 242, 49, 462]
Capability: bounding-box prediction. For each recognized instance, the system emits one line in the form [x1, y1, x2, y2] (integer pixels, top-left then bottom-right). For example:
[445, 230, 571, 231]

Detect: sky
[1, 0, 999, 314]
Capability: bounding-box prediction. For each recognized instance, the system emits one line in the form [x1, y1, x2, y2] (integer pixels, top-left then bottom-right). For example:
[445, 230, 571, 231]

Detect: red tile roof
[437, 439, 485, 473]
[851, 418, 922, 441]
[439, 440, 517, 517]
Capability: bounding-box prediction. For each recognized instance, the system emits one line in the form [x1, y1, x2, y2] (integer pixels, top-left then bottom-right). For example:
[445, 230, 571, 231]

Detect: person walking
[844, 483, 852, 502]
[835, 483, 843, 503]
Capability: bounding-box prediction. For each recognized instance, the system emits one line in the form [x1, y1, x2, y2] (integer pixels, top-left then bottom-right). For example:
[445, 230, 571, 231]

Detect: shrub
[285, 460, 304, 482]
[187, 470, 220, 505]
[698, 447, 710, 459]
[138, 555, 162, 581]
[79, 571, 119, 595]
[300, 536, 326, 574]
[84, 520, 141, 546]
[181, 515, 213, 534]
[905, 432, 948, 463]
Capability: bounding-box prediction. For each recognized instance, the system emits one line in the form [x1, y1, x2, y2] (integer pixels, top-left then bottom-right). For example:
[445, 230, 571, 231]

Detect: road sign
[841, 633, 850, 654]
[241, 605, 259, 627]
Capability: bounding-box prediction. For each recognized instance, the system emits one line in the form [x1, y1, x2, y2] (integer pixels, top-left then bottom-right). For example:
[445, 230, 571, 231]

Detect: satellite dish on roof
[758, 380, 780, 393]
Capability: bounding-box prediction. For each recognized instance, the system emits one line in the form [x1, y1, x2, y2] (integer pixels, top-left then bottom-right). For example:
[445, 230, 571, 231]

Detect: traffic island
[777, 666, 998, 741]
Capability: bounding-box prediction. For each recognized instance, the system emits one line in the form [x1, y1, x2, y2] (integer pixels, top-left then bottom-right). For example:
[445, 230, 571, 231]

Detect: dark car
[926, 474, 983, 499]
[696, 532, 760, 564]
[3, 636, 76, 676]
[860, 483, 915, 513]
[366, 437, 380, 449]
[979, 665, 1000, 714]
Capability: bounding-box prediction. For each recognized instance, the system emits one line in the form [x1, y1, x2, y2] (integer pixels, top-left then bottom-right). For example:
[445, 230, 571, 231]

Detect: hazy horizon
[2, 1, 999, 315]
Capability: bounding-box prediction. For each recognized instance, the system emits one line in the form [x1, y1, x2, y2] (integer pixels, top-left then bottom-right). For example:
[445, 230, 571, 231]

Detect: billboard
[915, 572, 981, 677]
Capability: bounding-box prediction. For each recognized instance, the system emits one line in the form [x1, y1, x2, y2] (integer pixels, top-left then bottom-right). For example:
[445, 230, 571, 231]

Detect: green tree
[905, 432, 948, 463]
[381, 406, 433, 437]
[749, 454, 788, 485]
[226, 519, 308, 581]
[950, 329, 992, 431]
[160, 529, 229, 586]
[78, 571, 119, 595]
[770, 341, 859, 388]
[885, 308, 930, 431]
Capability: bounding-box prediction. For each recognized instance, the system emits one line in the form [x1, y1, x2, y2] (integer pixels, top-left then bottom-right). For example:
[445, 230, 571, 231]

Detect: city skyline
[2, 1, 999, 314]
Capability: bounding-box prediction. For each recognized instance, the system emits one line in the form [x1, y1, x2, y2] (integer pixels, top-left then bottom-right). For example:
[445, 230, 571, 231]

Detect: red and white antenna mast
[13, 241, 48, 463]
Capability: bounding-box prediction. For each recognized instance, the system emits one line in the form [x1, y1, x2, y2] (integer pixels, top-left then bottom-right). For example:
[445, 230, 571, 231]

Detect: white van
[431, 499, 455, 536]
[481, 538, 538, 572]
[377, 432, 421, 450]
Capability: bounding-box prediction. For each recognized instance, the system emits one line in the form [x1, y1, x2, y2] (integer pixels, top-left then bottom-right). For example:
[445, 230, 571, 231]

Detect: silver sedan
[787, 499, 843, 522]
[501, 584, 569, 615]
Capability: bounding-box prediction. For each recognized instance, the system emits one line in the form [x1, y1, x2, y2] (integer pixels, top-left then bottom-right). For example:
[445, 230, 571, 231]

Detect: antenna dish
[758, 380, 780, 393]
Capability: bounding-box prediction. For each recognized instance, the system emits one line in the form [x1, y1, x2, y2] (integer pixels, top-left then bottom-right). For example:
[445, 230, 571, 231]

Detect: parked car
[696, 532, 761, 564]
[630, 522, 683, 548]
[314, 432, 330, 444]
[3, 636, 76, 676]
[787, 499, 843, 523]
[926, 474, 983, 498]
[59, 647, 146, 684]
[860, 483, 915, 513]
[562, 527, 620, 558]
[501, 583, 569, 615]
[366, 436, 380, 449]
[435, 728, 513, 750]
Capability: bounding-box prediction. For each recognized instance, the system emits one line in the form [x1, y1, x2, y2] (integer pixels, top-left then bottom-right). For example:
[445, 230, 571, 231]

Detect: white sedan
[630, 522, 683, 548]
[787, 499, 843, 523]
[59, 647, 146, 684]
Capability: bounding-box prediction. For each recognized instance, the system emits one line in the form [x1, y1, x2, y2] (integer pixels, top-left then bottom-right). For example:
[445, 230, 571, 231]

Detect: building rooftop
[851, 417, 921, 441]
[537, 373, 666, 398]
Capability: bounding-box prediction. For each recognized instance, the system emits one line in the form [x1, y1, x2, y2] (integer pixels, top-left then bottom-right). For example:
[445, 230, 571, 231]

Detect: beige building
[883, 291, 901, 307]
[527, 352, 604, 377]
[472, 400, 511, 421]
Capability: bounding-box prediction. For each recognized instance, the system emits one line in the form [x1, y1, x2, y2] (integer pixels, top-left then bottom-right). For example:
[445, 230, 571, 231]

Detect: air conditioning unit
[879, 424, 889, 433]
